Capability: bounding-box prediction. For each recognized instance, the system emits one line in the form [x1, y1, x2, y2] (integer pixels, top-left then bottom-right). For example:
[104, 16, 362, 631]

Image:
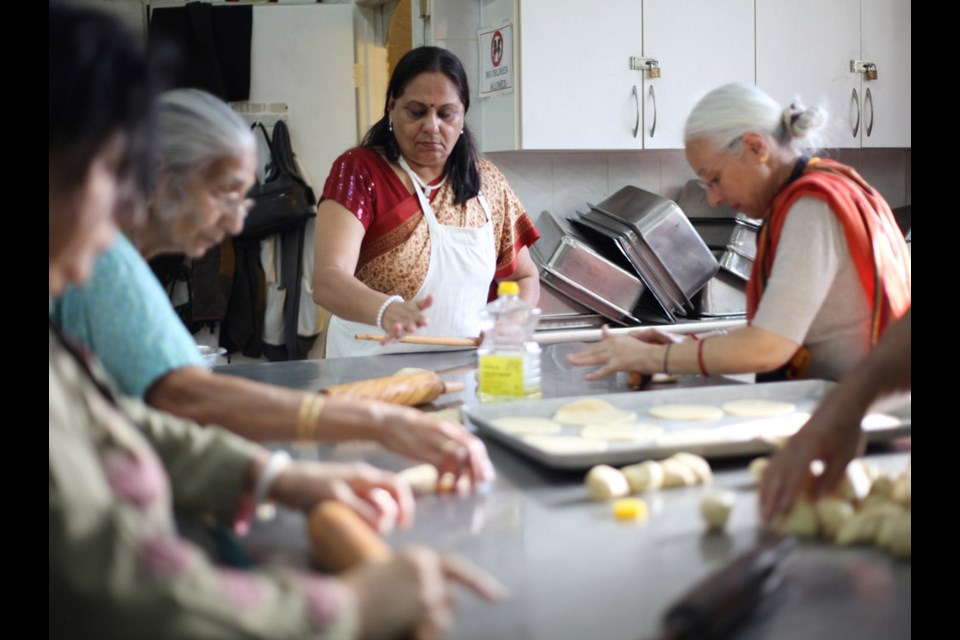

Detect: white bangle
[253, 450, 291, 508]
[375, 295, 404, 331]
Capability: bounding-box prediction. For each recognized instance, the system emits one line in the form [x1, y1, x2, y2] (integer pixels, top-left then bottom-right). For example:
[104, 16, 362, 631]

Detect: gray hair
[155, 88, 255, 184]
[684, 82, 827, 153]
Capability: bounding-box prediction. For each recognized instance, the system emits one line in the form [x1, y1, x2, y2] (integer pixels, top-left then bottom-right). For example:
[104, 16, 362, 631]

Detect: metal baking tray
[589, 186, 719, 310]
[696, 269, 747, 318]
[571, 213, 679, 322]
[727, 221, 758, 260]
[463, 380, 911, 470]
[719, 247, 754, 281]
[532, 211, 645, 325]
[537, 285, 607, 331]
[690, 216, 760, 254]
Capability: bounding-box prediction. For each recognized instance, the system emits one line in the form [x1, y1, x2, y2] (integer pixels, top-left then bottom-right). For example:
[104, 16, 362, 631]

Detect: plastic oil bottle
[477, 281, 542, 402]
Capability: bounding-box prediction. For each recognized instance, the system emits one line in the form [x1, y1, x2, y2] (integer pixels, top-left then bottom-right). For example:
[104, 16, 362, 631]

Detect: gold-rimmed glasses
[696, 135, 743, 193]
[212, 189, 255, 218]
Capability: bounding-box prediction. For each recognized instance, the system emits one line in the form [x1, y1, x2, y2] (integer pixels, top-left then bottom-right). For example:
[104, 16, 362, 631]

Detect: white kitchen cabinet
[641, 0, 754, 149]
[480, 0, 754, 151]
[481, 0, 644, 151]
[757, 0, 910, 149]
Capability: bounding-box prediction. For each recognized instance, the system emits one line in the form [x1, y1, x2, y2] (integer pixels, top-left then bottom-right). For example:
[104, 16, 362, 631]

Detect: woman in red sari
[314, 46, 540, 358]
[568, 82, 910, 383]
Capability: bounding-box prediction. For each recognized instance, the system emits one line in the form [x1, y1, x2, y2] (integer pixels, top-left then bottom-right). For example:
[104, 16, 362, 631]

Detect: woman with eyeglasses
[49, 5, 502, 638]
[52, 86, 495, 487]
[568, 82, 910, 383]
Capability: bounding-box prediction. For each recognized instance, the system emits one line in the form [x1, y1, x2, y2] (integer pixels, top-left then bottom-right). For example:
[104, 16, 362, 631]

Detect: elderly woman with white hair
[51, 87, 494, 487]
[569, 82, 911, 383]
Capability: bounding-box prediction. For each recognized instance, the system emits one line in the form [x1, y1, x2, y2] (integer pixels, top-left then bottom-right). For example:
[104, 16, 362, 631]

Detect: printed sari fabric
[747, 157, 911, 378]
[320, 147, 540, 302]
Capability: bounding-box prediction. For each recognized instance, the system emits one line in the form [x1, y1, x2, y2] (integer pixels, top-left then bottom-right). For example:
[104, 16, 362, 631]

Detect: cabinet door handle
[864, 87, 874, 138]
[632, 85, 640, 138]
[850, 88, 861, 139]
[648, 84, 657, 139]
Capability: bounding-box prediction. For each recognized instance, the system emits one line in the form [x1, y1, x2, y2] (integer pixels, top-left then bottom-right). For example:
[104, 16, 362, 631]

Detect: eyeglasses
[211, 189, 255, 217]
[696, 136, 742, 192]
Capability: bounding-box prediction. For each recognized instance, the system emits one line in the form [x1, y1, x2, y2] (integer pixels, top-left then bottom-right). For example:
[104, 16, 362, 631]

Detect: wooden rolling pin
[321, 370, 465, 406]
[354, 333, 481, 347]
[307, 501, 392, 573]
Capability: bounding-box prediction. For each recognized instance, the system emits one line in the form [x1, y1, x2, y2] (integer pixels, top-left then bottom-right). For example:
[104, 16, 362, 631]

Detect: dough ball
[668, 452, 713, 485]
[585, 464, 631, 501]
[660, 458, 699, 488]
[876, 512, 911, 559]
[492, 416, 563, 435]
[700, 490, 736, 532]
[837, 503, 906, 546]
[775, 499, 819, 537]
[867, 474, 896, 500]
[621, 460, 665, 493]
[748, 457, 770, 485]
[397, 463, 470, 495]
[649, 404, 724, 422]
[721, 399, 796, 417]
[891, 473, 911, 509]
[814, 497, 856, 539]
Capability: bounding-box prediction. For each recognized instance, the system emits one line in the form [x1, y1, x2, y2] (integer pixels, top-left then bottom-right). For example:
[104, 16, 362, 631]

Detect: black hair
[361, 46, 480, 205]
[49, 1, 161, 197]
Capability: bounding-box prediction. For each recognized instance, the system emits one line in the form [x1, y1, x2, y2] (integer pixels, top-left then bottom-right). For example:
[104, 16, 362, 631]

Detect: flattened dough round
[580, 422, 664, 442]
[649, 404, 724, 422]
[553, 399, 636, 426]
[521, 435, 608, 455]
[492, 416, 563, 435]
[721, 399, 797, 417]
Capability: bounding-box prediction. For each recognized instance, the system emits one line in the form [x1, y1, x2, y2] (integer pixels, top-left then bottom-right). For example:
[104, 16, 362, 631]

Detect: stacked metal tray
[580, 186, 719, 317]
[531, 210, 646, 326]
[676, 179, 760, 283]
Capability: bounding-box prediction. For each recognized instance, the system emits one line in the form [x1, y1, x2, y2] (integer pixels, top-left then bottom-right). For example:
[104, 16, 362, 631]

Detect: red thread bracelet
[697, 338, 710, 376]
[685, 332, 700, 341]
[662, 343, 673, 374]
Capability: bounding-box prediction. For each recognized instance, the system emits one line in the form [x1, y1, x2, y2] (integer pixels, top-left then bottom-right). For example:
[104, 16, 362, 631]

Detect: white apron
[324, 167, 496, 358]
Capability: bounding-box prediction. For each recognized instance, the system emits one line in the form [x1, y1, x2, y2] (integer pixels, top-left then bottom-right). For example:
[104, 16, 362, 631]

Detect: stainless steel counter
[218, 343, 911, 640]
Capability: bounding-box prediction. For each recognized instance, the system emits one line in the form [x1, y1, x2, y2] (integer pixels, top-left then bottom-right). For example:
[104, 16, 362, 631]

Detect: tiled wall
[430, 2, 912, 222]
[487, 148, 913, 223]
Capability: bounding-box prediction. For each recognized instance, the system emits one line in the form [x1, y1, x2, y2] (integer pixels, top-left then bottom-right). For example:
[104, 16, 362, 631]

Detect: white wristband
[253, 450, 291, 508]
[375, 295, 404, 331]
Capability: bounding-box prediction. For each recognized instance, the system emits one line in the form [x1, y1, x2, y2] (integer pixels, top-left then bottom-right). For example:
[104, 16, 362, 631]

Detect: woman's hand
[376, 404, 495, 489]
[565, 325, 663, 380]
[270, 461, 415, 534]
[342, 546, 506, 640]
[381, 295, 434, 344]
[759, 396, 867, 521]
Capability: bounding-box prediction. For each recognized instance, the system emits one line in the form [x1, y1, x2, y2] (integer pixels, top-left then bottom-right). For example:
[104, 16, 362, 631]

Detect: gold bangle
[297, 394, 327, 442]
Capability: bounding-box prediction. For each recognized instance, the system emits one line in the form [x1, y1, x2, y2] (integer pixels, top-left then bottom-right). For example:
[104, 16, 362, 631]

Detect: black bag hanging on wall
[239, 121, 316, 242]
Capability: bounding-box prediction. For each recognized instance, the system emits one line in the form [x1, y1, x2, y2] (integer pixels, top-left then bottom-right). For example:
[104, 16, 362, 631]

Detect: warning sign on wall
[478, 23, 513, 97]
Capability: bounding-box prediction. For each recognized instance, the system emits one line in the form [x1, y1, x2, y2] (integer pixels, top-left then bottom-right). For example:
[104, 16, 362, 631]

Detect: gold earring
[759, 153, 768, 163]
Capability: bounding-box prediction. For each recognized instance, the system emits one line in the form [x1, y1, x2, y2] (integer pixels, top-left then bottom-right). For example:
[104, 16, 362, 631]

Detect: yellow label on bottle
[478, 354, 525, 396]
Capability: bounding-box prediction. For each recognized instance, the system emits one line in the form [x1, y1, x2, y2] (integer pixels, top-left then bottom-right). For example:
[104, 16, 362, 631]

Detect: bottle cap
[497, 281, 520, 296]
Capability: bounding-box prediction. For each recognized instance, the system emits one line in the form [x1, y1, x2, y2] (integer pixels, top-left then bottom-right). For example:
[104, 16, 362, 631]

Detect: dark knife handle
[656, 534, 796, 640]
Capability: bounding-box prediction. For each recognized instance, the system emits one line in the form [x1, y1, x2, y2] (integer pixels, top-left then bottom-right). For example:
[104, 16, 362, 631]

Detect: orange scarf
[747, 157, 911, 378]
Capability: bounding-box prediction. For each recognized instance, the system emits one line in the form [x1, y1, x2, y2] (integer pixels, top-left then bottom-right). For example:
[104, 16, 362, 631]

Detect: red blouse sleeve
[320, 148, 381, 232]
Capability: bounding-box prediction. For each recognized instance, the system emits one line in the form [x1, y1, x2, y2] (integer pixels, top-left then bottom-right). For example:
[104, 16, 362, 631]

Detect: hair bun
[781, 101, 825, 140]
